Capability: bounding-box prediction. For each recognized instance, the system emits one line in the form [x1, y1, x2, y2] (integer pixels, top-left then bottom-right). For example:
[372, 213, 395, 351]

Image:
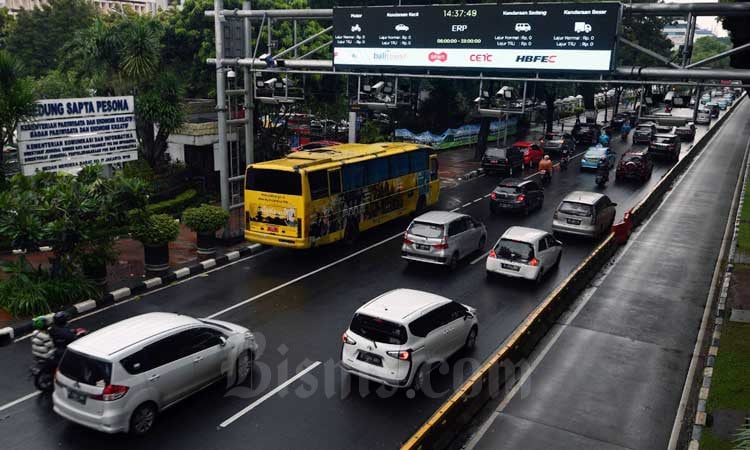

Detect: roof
[250, 142, 428, 172]
[585, 146, 609, 154]
[358, 289, 451, 322]
[562, 191, 605, 205]
[654, 133, 677, 138]
[413, 210, 465, 225]
[69, 312, 199, 359]
[624, 150, 647, 156]
[501, 226, 548, 243]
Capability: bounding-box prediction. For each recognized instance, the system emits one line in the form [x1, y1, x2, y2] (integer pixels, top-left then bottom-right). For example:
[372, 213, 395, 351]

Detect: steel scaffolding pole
[619, 37, 680, 68]
[681, 13, 697, 67]
[686, 41, 750, 69]
[243, 0, 254, 166]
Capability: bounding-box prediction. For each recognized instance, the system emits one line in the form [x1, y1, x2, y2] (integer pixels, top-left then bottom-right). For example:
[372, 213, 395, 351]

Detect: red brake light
[92, 384, 129, 401]
[434, 238, 449, 250]
[342, 332, 356, 345]
[489, 249, 496, 258]
[516, 195, 526, 202]
[529, 258, 539, 266]
[403, 233, 413, 245]
[490, 192, 496, 200]
[386, 350, 412, 361]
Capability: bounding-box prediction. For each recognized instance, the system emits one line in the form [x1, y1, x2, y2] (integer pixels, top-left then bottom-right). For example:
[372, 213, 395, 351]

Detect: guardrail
[401, 93, 746, 450]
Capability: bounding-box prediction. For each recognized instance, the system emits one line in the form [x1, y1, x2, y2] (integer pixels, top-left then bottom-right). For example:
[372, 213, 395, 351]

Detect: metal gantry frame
[208, 2, 750, 236]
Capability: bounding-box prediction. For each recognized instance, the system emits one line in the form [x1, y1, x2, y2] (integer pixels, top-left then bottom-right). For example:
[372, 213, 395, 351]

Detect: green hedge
[146, 189, 198, 217]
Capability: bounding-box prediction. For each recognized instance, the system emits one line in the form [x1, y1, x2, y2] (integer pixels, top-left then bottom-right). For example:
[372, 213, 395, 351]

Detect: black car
[648, 133, 682, 162]
[481, 146, 524, 176]
[489, 178, 544, 215]
[675, 122, 696, 141]
[633, 123, 657, 145]
[540, 131, 575, 155]
[610, 113, 629, 130]
[572, 123, 602, 146]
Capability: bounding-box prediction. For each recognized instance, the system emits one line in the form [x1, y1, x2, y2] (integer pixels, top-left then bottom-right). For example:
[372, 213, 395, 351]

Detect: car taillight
[434, 238, 449, 250]
[386, 350, 411, 361]
[403, 233, 413, 245]
[489, 249, 496, 258]
[92, 384, 129, 401]
[516, 195, 525, 202]
[490, 192, 496, 200]
[554, 211, 560, 219]
[529, 258, 539, 266]
[342, 332, 356, 345]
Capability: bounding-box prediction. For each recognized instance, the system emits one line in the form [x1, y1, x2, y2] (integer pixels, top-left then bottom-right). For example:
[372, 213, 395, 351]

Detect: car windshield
[350, 313, 407, 345]
[622, 154, 643, 163]
[408, 221, 444, 238]
[585, 149, 605, 158]
[59, 349, 112, 387]
[636, 126, 652, 132]
[484, 148, 507, 158]
[495, 239, 534, 262]
[559, 201, 593, 217]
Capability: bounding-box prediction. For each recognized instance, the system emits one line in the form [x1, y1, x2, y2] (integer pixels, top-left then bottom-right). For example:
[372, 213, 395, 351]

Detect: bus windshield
[246, 168, 302, 196]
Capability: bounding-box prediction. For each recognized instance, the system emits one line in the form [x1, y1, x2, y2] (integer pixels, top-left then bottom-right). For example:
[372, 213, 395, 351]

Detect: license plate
[567, 218, 582, 225]
[267, 226, 278, 232]
[357, 352, 382, 366]
[67, 389, 87, 404]
[501, 263, 520, 271]
[491, 160, 498, 163]
[416, 244, 430, 251]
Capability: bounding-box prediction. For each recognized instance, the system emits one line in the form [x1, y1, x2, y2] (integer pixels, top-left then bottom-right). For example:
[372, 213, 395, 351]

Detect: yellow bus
[244, 142, 440, 248]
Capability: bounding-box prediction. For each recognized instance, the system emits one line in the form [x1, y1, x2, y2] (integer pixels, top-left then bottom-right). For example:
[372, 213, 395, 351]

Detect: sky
[663, 0, 729, 37]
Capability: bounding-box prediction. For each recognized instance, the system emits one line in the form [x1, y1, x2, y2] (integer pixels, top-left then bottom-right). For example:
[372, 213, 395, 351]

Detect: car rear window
[622, 153, 642, 162]
[245, 168, 302, 196]
[559, 201, 593, 217]
[636, 125, 652, 131]
[544, 133, 561, 140]
[654, 136, 674, 144]
[408, 221, 444, 238]
[59, 349, 112, 387]
[495, 239, 534, 262]
[350, 313, 407, 345]
[495, 185, 521, 194]
[484, 147, 507, 158]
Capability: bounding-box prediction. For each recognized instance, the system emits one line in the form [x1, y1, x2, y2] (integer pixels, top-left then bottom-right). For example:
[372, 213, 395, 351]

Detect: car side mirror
[219, 336, 228, 347]
[556, 240, 563, 246]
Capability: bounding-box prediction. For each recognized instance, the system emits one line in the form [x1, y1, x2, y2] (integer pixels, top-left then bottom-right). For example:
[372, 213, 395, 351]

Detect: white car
[515, 23, 532, 32]
[53, 312, 257, 435]
[486, 226, 562, 283]
[395, 24, 409, 32]
[341, 289, 478, 391]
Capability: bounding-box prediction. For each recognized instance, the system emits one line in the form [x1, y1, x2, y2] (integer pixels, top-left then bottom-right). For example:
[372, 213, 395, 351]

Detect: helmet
[544, 155, 550, 160]
[53, 311, 70, 326]
[32, 316, 47, 330]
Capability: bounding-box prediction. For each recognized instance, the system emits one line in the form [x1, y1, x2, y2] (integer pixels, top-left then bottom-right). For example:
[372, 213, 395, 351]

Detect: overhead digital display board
[333, 3, 622, 72]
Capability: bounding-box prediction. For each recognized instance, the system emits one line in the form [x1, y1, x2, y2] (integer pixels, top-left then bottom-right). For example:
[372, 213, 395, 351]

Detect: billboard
[333, 3, 621, 72]
[16, 96, 138, 176]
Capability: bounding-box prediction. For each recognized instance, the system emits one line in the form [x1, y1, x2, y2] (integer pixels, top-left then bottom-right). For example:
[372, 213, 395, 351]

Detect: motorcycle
[540, 169, 552, 185]
[30, 327, 87, 392]
[595, 169, 609, 187]
[560, 152, 569, 171]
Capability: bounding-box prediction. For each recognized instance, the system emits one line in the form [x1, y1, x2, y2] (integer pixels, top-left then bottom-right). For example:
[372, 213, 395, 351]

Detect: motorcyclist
[30, 317, 55, 361]
[621, 122, 632, 138]
[538, 154, 554, 177]
[48, 311, 77, 357]
[560, 147, 570, 169]
[598, 131, 610, 146]
[596, 156, 610, 184]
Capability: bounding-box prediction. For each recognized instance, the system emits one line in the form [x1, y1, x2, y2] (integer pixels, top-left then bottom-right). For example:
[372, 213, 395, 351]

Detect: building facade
[663, 20, 717, 49]
[2, 0, 173, 15]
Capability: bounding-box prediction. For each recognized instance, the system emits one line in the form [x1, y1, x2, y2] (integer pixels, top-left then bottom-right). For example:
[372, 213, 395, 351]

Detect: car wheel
[464, 326, 478, 351]
[130, 403, 157, 436]
[449, 252, 460, 271]
[235, 350, 252, 385]
[555, 251, 562, 267]
[478, 235, 486, 252]
[33, 370, 54, 393]
[411, 364, 428, 393]
[535, 268, 543, 285]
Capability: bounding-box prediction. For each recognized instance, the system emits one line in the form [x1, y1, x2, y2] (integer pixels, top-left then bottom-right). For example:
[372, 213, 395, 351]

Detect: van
[696, 109, 711, 125]
[552, 191, 617, 239]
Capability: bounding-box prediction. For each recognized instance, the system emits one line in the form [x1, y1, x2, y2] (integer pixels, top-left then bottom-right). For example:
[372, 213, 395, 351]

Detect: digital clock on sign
[442, 9, 478, 18]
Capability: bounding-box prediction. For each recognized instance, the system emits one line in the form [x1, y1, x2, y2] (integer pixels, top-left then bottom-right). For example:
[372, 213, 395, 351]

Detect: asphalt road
[468, 98, 750, 450]
[0, 104, 736, 450]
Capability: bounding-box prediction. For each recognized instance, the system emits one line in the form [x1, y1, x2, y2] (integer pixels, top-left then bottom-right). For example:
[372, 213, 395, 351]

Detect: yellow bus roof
[249, 142, 431, 172]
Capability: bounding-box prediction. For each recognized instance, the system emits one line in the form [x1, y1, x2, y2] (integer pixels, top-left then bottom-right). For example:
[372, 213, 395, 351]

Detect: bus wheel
[415, 196, 427, 215]
[344, 220, 359, 245]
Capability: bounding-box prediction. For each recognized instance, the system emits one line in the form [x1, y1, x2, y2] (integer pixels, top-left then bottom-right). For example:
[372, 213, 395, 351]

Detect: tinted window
[448, 219, 467, 236]
[654, 136, 675, 144]
[538, 238, 548, 251]
[430, 304, 459, 329]
[463, 217, 476, 230]
[329, 170, 342, 194]
[494, 239, 534, 262]
[559, 201, 593, 217]
[189, 328, 224, 352]
[444, 302, 468, 321]
[408, 221, 444, 238]
[143, 330, 197, 369]
[389, 154, 409, 178]
[525, 181, 540, 192]
[409, 150, 428, 172]
[342, 162, 365, 191]
[350, 313, 407, 345]
[308, 170, 329, 200]
[495, 185, 521, 194]
[366, 158, 389, 185]
[59, 350, 112, 386]
[484, 148, 507, 158]
[246, 168, 302, 196]
[121, 349, 148, 375]
[409, 311, 439, 338]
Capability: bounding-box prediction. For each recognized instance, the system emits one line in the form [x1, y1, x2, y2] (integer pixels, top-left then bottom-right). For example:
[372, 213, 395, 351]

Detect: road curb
[0, 242, 265, 347]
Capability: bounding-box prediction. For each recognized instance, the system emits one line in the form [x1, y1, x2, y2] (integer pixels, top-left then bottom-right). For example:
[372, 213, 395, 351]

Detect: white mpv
[53, 312, 257, 435]
[341, 289, 478, 391]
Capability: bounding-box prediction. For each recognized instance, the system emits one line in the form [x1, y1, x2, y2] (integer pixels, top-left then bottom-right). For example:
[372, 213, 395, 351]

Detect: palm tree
[0, 50, 36, 183]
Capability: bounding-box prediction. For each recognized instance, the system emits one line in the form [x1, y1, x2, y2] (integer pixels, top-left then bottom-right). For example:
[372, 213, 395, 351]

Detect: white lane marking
[470, 251, 491, 265]
[219, 361, 322, 428]
[462, 202, 472, 208]
[473, 198, 482, 204]
[484, 193, 492, 198]
[0, 392, 41, 413]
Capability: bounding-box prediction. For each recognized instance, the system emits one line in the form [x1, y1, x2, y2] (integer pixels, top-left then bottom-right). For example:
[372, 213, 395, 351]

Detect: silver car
[552, 191, 617, 239]
[402, 211, 487, 270]
[53, 312, 257, 435]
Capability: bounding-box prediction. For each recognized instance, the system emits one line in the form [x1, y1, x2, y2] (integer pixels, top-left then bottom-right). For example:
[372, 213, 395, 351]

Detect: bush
[131, 214, 180, 246]
[146, 189, 198, 216]
[182, 204, 229, 234]
[0, 259, 97, 318]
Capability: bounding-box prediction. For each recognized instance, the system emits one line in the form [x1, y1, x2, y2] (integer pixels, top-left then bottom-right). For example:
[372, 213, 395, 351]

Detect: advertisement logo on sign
[515, 55, 557, 63]
[374, 50, 408, 62]
[470, 54, 493, 62]
[428, 51, 448, 62]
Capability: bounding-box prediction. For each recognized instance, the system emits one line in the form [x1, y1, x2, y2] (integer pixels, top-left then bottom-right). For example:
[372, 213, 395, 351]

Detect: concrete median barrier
[401, 94, 746, 450]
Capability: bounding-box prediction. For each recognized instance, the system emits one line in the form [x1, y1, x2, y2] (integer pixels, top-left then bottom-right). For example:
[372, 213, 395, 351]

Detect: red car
[511, 141, 544, 168]
[616, 150, 653, 183]
[291, 140, 342, 152]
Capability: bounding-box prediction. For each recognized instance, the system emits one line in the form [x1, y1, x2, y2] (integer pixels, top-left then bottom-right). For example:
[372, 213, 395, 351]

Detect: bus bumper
[245, 230, 309, 249]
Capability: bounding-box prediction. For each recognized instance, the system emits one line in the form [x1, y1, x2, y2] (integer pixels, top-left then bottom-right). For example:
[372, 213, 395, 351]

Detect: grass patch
[707, 321, 750, 412]
[741, 181, 750, 223]
[700, 428, 734, 450]
[738, 222, 750, 252]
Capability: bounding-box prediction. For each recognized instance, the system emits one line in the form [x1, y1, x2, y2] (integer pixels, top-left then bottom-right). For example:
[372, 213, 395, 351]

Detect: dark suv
[481, 146, 524, 176]
[489, 178, 544, 215]
[616, 151, 653, 183]
[648, 133, 682, 162]
[572, 123, 602, 146]
[540, 131, 575, 155]
[675, 122, 696, 141]
[633, 122, 657, 145]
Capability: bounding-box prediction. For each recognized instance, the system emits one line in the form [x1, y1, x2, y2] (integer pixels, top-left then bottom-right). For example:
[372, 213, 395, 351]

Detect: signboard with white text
[333, 3, 622, 72]
[16, 96, 138, 176]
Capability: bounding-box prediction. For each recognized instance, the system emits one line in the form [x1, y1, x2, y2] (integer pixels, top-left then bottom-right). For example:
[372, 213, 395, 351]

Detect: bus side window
[389, 154, 409, 178]
[342, 163, 365, 191]
[409, 150, 428, 173]
[430, 157, 439, 181]
[329, 169, 342, 195]
[366, 158, 389, 185]
[308, 170, 329, 200]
